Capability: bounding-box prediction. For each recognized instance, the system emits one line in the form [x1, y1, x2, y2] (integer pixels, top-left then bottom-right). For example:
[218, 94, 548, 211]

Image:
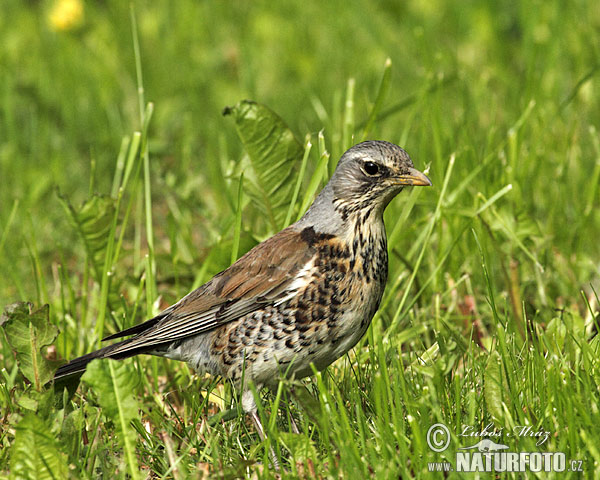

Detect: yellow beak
[393, 167, 432, 186]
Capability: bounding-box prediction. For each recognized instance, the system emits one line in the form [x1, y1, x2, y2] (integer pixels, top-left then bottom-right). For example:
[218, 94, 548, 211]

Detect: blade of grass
[475, 184, 513, 216]
[584, 125, 600, 216]
[284, 135, 312, 227]
[82, 359, 141, 480]
[112, 133, 142, 266]
[131, 5, 156, 315]
[111, 136, 130, 199]
[342, 78, 355, 151]
[131, 5, 145, 127]
[487, 204, 544, 272]
[559, 64, 600, 110]
[387, 154, 456, 335]
[142, 103, 157, 316]
[387, 162, 432, 248]
[26, 215, 48, 305]
[88, 156, 96, 197]
[297, 131, 330, 219]
[92, 133, 143, 342]
[230, 173, 244, 264]
[361, 58, 392, 141]
[356, 72, 457, 129]
[94, 196, 121, 343]
[120, 132, 142, 195]
[380, 219, 472, 340]
[0, 199, 19, 254]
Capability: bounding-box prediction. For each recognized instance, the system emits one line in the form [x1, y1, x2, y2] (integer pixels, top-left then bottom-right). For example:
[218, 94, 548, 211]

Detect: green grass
[1, 0, 600, 478]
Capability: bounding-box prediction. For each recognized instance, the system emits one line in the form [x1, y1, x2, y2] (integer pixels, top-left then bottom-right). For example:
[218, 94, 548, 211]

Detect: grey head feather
[295, 141, 416, 235]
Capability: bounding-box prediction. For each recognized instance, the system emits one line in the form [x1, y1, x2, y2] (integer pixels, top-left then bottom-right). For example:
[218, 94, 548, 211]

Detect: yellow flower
[49, 0, 84, 32]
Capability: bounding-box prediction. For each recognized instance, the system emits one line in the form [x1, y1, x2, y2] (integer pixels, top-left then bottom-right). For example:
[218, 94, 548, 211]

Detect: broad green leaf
[57, 192, 122, 316]
[16, 395, 38, 411]
[10, 413, 68, 480]
[0, 302, 58, 389]
[288, 381, 323, 427]
[224, 100, 304, 230]
[279, 431, 317, 462]
[82, 359, 140, 479]
[59, 404, 99, 458]
[57, 192, 117, 284]
[484, 350, 506, 422]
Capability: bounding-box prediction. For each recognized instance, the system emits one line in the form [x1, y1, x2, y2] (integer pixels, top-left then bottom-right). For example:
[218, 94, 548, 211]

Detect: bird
[54, 140, 431, 440]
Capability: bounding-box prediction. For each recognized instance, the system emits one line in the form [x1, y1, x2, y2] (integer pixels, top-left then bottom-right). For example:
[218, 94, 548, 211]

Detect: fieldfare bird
[54, 140, 431, 438]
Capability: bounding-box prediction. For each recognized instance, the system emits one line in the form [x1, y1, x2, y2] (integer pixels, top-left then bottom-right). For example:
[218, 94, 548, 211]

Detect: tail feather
[53, 338, 147, 380]
[102, 315, 161, 341]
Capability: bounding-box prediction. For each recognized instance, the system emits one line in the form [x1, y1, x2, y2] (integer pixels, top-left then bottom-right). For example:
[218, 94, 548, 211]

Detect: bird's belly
[288, 309, 372, 379]
[255, 276, 384, 384]
[173, 247, 386, 388]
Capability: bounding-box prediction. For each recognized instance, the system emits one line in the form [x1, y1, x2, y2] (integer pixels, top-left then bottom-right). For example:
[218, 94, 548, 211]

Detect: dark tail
[54, 316, 164, 380]
[53, 338, 146, 380]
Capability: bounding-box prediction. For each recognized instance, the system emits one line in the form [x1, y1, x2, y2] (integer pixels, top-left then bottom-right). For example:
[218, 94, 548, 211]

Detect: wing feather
[105, 226, 316, 356]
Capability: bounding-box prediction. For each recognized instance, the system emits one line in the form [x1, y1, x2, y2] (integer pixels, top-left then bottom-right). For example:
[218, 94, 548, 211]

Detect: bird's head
[297, 140, 431, 235]
[329, 140, 431, 219]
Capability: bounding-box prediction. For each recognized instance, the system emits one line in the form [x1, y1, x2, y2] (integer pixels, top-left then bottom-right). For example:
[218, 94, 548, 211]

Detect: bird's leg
[249, 408, 267, 441]
[282, 386, 300, 434]
[242, 389, 280, 471]
[289, 413, 301, 435]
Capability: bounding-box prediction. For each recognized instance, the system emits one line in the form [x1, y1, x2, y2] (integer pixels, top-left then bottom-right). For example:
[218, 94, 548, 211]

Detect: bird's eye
[363, 161, 380, 176]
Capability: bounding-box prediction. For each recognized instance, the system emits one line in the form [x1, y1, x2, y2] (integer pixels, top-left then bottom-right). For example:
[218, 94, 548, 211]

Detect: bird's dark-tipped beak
[392, 167, 432, 187]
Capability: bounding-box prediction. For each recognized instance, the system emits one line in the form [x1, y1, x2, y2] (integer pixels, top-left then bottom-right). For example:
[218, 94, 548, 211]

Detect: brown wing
[105, 226, 316, 355]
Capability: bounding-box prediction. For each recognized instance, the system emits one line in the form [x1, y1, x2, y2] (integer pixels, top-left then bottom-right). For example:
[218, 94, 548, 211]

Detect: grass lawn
[1, 0, 599, 478]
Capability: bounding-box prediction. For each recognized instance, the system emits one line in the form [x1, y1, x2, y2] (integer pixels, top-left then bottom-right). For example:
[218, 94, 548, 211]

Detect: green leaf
[224, 100, 304, 230]
[57, 191, 122, 328]
[0, 302, 59, 390]
[279, 431, 317, 462]
[16, 394, 38, 411]
[82, 359, 140, 479]
[10, 413, 68, 480]
[56, 192, 117, 284]
[59, 404, 98, 459]
[484, 350, 506, 422]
